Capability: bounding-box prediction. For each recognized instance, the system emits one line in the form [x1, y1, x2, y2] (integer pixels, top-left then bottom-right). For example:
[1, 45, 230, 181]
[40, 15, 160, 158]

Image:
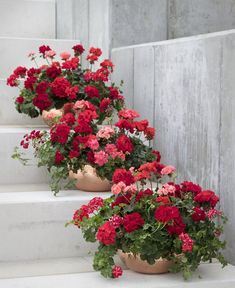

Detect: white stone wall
[111, 30, 235, 264]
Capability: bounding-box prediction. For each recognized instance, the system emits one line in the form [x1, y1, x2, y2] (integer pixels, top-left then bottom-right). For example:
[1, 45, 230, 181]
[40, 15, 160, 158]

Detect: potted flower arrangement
[69, 167, 227, 279]
[7, 44, 123, 125]
[13, 105, 157, 194]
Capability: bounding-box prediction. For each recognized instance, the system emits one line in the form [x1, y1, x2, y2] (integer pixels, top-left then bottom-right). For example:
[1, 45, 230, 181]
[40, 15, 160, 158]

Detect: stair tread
[0, 263, 235, 288]
[0, 190, 111, 203]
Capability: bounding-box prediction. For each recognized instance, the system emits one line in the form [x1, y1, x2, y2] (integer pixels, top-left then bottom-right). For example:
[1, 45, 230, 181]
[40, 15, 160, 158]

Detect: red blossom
[62, 57, 79, 70]
[16, 96, 24, 104]
[96, 222, 116, 245]
[116, 134, 133, 153]
[84, 85, 100, 98]
[112, 266, 123, 278]
[154, 205, 181, 223]
[181, 181, 202, 195]
[156, 196, 171, 205]
[13, 66, 27, 77]
[69, 150, 80, 159]
[65, 85, 79, 100]
[39, 45, 51, 56]
[46, 65, 62, 79]
[72, 44, 85, 55]
[191, 207, 206, 222]
[100, 98, 111, 112]
[88, 197, 104, 213]
[73, 205, 89, 226]
[179, 233, 194, 252]
[194, 190, 219, 208]
[115, 119, 135, 133]
[123, 212, 145, 233]
[112, 169, 135, 185]
[50, 123, 70, 144]
[144, 127, 155, 140]
[135, 188, 153, 202]
[33, 93, 52, 111]
[51, 76, 71, 98]
[134, 119, 149, 132]
[100, 59, 114, 72]
[24, 76, 37, 90]
[60, 113, 76, 125]
[7, 74, 18, 87]
[54, 150, 64, 164]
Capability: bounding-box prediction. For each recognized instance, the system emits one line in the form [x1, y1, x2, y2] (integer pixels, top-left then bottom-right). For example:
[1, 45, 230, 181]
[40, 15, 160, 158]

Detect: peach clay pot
[42, 108, 63, 127]
[69, 165, 111, 192]
[118, 250, 172, 274]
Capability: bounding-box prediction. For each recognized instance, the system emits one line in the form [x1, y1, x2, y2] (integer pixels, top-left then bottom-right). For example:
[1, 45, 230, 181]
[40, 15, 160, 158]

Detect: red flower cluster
[50, 123, 70, 144]
[116, 134, 133, 153]
[194, 190, 219, 207]
[191, 207, 206, 222]
[179, 233, 194, 252]
[123, 212, 145, 233]
[112, 266, 123, 278]
[112, 169, 135, 186]
[51, 76, 71, 98]
[96, 222, 116, 245]
[154, 205, 180, 223]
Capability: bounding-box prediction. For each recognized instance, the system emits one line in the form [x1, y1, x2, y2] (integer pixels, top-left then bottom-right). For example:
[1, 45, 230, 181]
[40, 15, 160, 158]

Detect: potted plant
[13, 105, 158, 195]
[69, 166, 227, 279]
[7, 44, 123, 126]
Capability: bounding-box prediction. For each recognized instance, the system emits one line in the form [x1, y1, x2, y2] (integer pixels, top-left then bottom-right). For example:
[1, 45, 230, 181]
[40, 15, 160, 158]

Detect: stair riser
[0, 80, 44, 125]
[0, 129, 49, 185]
[0, 0, 56, 39]
[0, 38, 79, 79]
[0, 199, 96, 261]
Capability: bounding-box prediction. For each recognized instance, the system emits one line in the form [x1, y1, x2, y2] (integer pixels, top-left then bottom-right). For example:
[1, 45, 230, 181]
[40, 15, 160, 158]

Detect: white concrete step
[0, 80, 44, 125]
[0, 190, 110, 262]
[0, 37, 79, 78]
[0, 0, 56, 39]
[0, 127, 49, 185]
[0, 263, 235, 288]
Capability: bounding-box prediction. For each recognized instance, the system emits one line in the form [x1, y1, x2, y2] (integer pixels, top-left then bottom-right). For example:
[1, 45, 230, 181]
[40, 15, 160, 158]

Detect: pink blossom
[207, 209, 223, 219]
[94, 151, 109, 166]
[109, 215, 123, 228]
[161, 165, 176, 175]
[111, 182, 126, 194]
[45, 50, 56, 58]
[118, 109, 140, 120]
[157, 183, 176, 196]
[87, 136, 99, 151]
[97, 126, 114, 139]
[60, 51, 71, 60]
[124, 184, 137, 194]
[105, 144, 125, 160]
[179, 233, 194, 252]
[74, 100, 90, 110]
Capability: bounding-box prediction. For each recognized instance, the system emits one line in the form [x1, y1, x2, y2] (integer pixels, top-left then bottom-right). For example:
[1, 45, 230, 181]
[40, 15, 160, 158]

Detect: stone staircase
[1, 0, 235, 287]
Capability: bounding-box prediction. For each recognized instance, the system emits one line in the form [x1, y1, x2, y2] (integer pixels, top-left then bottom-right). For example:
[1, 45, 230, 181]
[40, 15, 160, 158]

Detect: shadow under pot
[69, 165, 111, 192]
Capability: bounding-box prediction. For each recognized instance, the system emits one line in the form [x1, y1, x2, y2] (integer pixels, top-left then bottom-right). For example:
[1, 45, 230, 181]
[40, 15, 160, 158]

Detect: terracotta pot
[42, 108, 63, 127]
[118, 250, 172, 274]
[69, 165, 111, 192]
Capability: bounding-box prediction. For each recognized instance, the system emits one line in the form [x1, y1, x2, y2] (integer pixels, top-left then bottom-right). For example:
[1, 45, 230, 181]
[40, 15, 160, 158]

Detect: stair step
[0, 263, 235, 288]
[0, 0, 56, 39]
[0, 37, 79, 78]
[0, 190, 110, 262]
[0, 79, 44, 125]
[0, 127, 49, 185]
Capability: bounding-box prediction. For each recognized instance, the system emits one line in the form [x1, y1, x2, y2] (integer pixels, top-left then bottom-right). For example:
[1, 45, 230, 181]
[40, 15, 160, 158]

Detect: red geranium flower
[112, 169, 135, 185]
[116, 134, 133, 153]
[154, 205, 181, 223]
[51, 76, 71, 98]
[54, 150, 64, 164]
[123, 212, 145, 233]
[33, 93, 52, 111]
[72, 44, 85, 55]
[16, 96, 25, 104]
[112, 266, 123, 278]
[50, 123, 70, 144]
[96, 222, 116, 245]
[191, 207, 206, 222]
[194, 190, 219, 207]
[84, 85, 100, 98]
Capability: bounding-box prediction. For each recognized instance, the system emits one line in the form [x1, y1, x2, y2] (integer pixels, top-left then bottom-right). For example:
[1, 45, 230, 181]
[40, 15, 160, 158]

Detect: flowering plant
[70, 169, 227, 279]
[13, 105, 157, 194]
[7, 44, 123, 120]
